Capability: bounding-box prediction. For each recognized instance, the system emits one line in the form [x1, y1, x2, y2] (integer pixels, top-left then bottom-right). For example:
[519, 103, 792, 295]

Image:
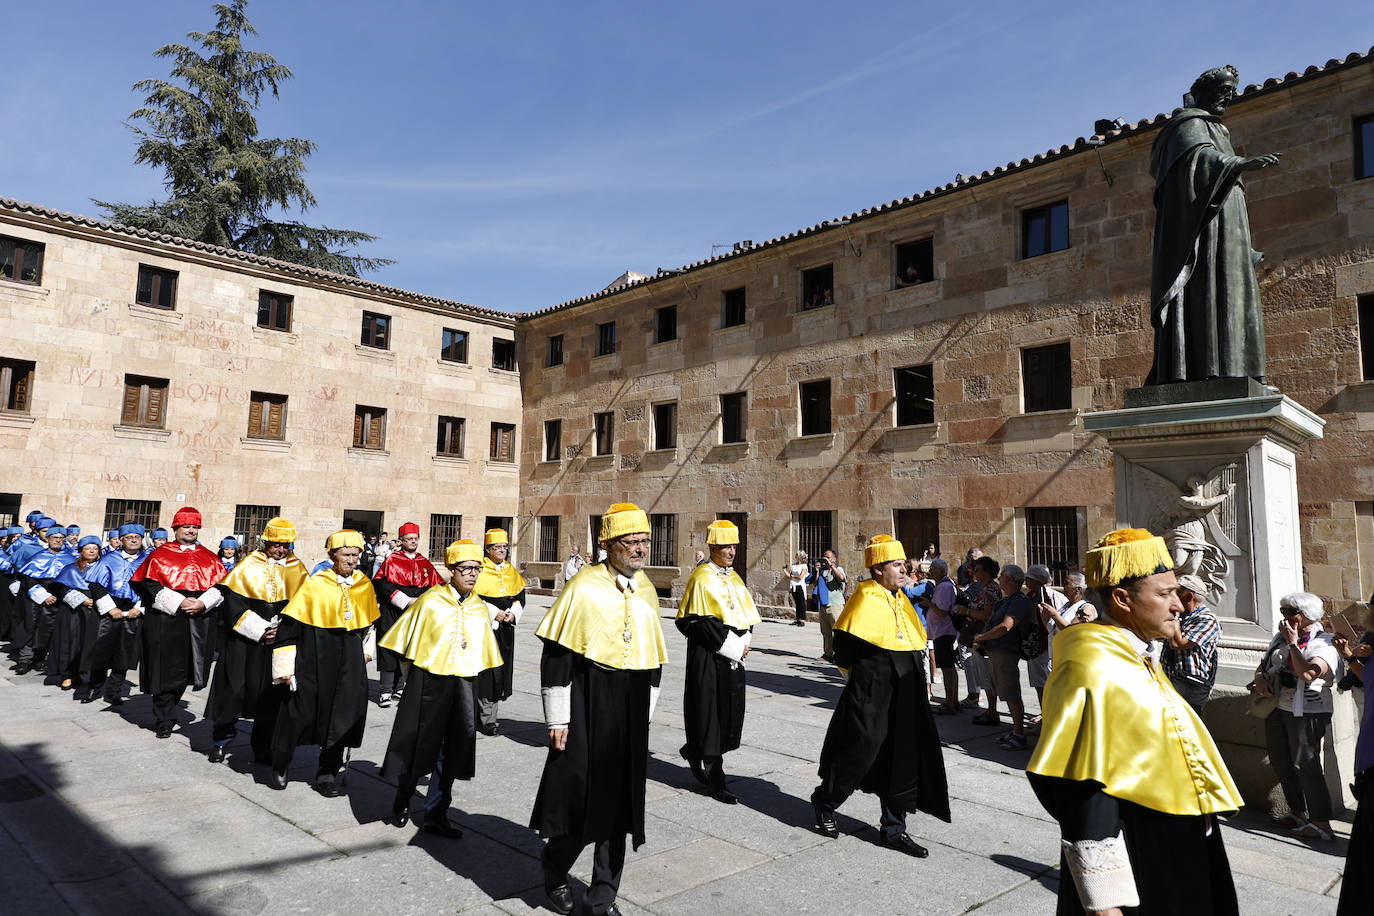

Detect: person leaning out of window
[1253, 591, 1341, 842]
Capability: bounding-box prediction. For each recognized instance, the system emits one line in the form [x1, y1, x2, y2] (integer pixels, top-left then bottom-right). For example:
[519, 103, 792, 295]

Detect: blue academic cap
[220, 536, 238, 549]
[78, 535, 102, 549]
[46, 526, 68, 538]
[118, 523, 146, 537]
[151, 528, 168, 539]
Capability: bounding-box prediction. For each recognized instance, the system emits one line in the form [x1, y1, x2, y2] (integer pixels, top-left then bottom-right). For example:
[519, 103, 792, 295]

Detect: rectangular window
[1026, 507, 1080, 587]
[429, 513, 462, 558]
[538, 516, 560, 563]
[246, 391, 287, 440]
[894, 364, 935, 426]
[257, 290, 293, 331]
[655, 305, 677, 344]
[653, 401, 677, 450]
[135, 265, 178, 309]
[1022, 200, 1070, 258]
[1022, 342, 1072, 412]
[546, 334, 564, 367]
[233, 504, 282, 543]
[650, 514, 677, 567]
[1359, 294, 1374, 381]
[801, 264, 834, 311]
[722, 287, 747, 328]
[597, 321, 617, 356]
[436, 415, 466, 457]
[544, 419, 562, 461]
[441, 328, 469, 363]
[492, 338, 517, 371]
[104, 498, 161, 534]
[1356, 114, 1374, 181]
[0, 358, 35, 413]
[0, 235, 44, 285]
[799, 379, 832, 436]
[894, 238, 934, 288]
[489, 422, 516, 462]
[121, 375, 169, 428]
[797, 510, 833, 566]
[721, 392, 746, 443]
[361, 311, 390, 349]
[594, 411, 614, 456]
[353, 405, 386, 450]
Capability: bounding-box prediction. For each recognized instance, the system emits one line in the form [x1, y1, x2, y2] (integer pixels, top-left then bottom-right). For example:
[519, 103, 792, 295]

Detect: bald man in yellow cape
[530, 503, 668, 916]
[1027, 528, 1241, 915]
[811, 535, 950, 859]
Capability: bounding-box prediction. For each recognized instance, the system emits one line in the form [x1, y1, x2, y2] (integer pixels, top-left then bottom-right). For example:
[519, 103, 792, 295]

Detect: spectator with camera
[815, 549, 847, 661]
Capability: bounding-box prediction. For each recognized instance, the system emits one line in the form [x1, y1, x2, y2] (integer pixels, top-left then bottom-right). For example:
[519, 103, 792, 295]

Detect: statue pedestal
[1085, 392, 1359, 811]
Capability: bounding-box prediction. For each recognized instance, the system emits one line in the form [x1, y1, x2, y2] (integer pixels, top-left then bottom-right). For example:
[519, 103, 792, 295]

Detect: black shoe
[390, 801, 411, 828]
[420, 818, 463, 839]
[270, 769, 288, 790]
[879, 832, 929, 858]
[13, 662, 30, 675]
[605, 904, 622, 916]
[543, 884, 573, 915]
[679, 745, 709, 786]
[80, 693, 98, 704]
[315, 775, 345, 798]
[106, 695, 125, 707]
[207, 744, 226, 763]
[155, 723, 174, 739]
[479, 723, 499, 737]
[811, 795, 839, 838]
[710, 787, 739, 805]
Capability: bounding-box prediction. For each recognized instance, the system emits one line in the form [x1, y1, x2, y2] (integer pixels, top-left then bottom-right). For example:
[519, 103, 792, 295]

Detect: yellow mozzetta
[1028, 623, 1242, 816]
[534, 562, 668, 670]
[281, 569, 380, 631]
[379, 585, 503, 677]
[676, 563, 761, 631]
[833, 579, 927, 652]
[475, 557, 526, 598]
[219, 550, 307, 604]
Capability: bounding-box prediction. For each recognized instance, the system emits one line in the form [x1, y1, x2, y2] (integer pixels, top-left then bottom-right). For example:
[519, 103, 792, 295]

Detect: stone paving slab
[0, 599, 1354, 914]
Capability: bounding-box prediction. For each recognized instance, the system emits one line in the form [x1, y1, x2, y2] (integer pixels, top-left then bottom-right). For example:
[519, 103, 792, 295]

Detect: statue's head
[1188, 65, 1240, 116]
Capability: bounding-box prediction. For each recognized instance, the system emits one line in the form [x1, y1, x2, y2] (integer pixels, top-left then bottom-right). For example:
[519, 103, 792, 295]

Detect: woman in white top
[783, 552, 809, 627]
[1254, 591, 1341, 841]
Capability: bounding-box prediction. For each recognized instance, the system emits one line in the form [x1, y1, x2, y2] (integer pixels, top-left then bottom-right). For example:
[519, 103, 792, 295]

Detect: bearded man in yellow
[381, 539, 503, 838]
[529, 502, 668, 916]
[269, 530, 379, 797]
[1027, 528, 1242, 915]
[204, 517, 307, 764]
[675, 519, 759, 805]
[474, 528, 526, 736]
[811, 534, 950, 858]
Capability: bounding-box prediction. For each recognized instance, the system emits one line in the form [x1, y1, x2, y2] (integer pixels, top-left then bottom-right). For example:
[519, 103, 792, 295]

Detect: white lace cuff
[28, 584, 54, 604]
[198, 588, 224, 612]
[63, 589, 89, 608]
[96, 594, 117, 615]
[153, 587, 183, 615]
[1062, 833, 1139, 911]
[390, 590, 413, 609]
[510, 600, 523, 625]
[542, 685, 570, 727]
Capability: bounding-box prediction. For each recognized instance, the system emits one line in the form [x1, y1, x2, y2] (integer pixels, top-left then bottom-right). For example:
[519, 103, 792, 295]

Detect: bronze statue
[1146, 65, 1280, 385]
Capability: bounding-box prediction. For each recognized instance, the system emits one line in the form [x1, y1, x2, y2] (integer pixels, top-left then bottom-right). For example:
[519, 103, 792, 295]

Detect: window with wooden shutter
[0, 235, 44, 285]
[121, 375, 169, 428]
[353, 405, 386, 449]
[247, 392, 287, 440]
[135, 265, 178, 309]
[0, 359, 35, 412]
[436, 416, 465, 456]
[490, 422, 515, 462]
[257, 290, 293, 331]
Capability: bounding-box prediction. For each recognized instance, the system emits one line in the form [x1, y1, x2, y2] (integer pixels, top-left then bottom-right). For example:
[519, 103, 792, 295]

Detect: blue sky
[4, 1, 1370, 312]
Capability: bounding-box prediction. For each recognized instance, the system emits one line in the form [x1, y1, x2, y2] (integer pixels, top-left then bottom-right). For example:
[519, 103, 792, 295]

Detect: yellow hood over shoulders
[219, 550, 307, 603]
[282, 570, 380, 631]
[676, 563, 760, 630]
[379, 584, 502, 677]
[833, 579, 927, 652]
[1027, 622, 1242, 816]
[476, 558, 526, 598]
[534, 562, 667, 670]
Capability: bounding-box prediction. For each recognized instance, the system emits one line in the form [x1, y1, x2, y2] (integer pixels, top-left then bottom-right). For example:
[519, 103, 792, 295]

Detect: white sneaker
[378, 693, 392, 708]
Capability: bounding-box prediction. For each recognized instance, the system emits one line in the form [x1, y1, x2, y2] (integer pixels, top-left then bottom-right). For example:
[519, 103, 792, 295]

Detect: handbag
[1245, 675, 1279, 719]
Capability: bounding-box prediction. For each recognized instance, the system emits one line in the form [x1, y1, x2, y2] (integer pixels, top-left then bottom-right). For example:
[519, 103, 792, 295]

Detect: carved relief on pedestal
[1128, 462, 1241, 600]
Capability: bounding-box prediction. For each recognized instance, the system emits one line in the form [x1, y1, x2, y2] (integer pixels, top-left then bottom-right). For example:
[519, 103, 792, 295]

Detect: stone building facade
[0, 201, 522, 561]
[513, 52, 1374, 619]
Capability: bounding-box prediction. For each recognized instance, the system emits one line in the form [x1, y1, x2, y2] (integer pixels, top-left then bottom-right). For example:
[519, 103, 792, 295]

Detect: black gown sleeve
[832, 629, 881, 670]
[1028, 774, 1122, 842]
[540, 637, 574, 689]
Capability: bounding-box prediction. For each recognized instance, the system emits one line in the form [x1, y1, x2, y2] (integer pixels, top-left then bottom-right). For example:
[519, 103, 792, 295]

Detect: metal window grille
[800, 264, 834, 311]
[722, 287, 747, 327]
[492, 338, 517, 371]
[429, 513, 461, 557]
[1025, 507, 1079, 587]
[104, 499, 161, 533]
[797, 511, 832, 565]
[233, 504, 282, 545]
[650, 514, 676, 567]
[894, 364, 934, 426]
[538, 516, 560, 562]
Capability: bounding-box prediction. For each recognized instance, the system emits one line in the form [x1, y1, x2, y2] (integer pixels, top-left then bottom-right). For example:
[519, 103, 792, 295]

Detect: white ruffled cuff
[233, 611, 271, 642]
[1062, 833, 1139, 911]
[153, 587, 183, 615]
[363, 627, 375, 662]
[542, 685, 570, 727]
[63, 590, 89, 609]
[95, 594, 117, 615]
[28, 584, 54, 604]
[510, 600, 523, 625]
[7, 580, 19, 596]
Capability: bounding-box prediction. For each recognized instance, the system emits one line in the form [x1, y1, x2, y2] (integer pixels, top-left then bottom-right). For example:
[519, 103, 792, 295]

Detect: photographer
[816, 549, 847, 662]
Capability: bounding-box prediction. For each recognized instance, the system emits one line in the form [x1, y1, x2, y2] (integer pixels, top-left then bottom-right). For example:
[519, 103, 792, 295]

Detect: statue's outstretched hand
[1242, 152, 1281, 171]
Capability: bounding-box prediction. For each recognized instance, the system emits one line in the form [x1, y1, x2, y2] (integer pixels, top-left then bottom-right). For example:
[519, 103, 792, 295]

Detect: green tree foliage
[96, 0, 390, 277]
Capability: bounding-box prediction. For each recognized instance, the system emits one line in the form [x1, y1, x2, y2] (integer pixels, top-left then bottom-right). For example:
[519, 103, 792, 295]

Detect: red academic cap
[172, 507, 203, 528]
[398, 522, 420, 536]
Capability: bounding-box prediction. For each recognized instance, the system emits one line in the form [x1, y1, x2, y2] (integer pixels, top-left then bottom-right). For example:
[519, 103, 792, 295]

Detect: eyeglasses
[618, 538, 651, 549]
[455, 564, 482, 574]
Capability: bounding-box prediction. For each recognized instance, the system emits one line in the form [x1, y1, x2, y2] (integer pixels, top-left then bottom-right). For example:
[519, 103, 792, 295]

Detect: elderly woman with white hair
[1253, 591, 1341, 841]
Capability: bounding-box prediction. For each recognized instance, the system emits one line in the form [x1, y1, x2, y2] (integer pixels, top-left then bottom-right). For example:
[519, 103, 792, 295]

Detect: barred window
[429, 513, 462, 558]
[0, 235, 43, 285]
[796, 510, 833, 566]
[538, 516, 560, 562]
[233, 504, 282, 545]
[1026, 507, 1079, 587]
[441, 328, 469, 363]
[650, 514, 676, 567]
[104, 499, 161, 533]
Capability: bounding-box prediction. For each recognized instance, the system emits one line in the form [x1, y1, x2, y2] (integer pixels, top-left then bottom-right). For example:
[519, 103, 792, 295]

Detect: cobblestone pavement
[0, 596, 1350, 914]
